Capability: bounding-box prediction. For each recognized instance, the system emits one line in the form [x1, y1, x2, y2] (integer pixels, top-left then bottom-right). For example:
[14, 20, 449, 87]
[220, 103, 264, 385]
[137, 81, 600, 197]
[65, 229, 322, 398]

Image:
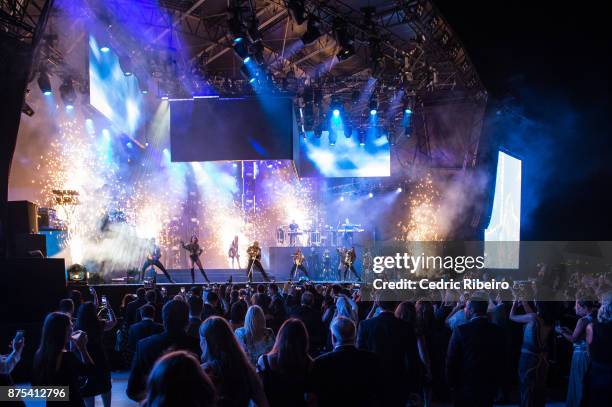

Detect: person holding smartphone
[0, 330, 25, 375]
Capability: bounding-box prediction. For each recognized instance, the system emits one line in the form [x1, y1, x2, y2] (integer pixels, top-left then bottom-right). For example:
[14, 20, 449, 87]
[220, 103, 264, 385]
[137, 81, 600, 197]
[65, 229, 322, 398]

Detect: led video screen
[169, 97, 294, 162]
[89, 36, 144, 136]
[297, 131, 391, 178]
[484, 150, 522, 269]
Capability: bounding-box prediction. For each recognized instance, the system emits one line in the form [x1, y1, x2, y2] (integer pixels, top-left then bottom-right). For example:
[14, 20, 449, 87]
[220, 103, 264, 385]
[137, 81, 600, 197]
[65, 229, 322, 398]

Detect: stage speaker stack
[6, 200, 46, 257]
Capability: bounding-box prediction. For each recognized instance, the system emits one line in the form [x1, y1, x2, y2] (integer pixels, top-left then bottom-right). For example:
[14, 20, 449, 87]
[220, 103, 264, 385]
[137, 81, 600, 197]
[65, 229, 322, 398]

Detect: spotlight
[358, 128, 366, 146]
[368, 192, 374, 198]
[405, 108, 412, 114]
[369, 97, 378, 114]
[100, 46, 110, 53]
[37, 70, 52, 95]
[340, 196, 345, 202]
[301, 18, 322, 45]
[397, 187, 403, 193]
[343, 124, 352, 138]
[243, 56, 251, 63]
[59, 78, 76, 108]
[249, 77, 256, 83]
[118, 53, 133, 76]
[333, 18, 355, 61]
[333, 109, 340, 117]
[233, 37, 243, 43]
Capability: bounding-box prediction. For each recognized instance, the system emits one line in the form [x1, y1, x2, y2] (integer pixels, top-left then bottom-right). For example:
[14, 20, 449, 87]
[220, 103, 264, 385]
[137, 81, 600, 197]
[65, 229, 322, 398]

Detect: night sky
[436, 1, 610, 240]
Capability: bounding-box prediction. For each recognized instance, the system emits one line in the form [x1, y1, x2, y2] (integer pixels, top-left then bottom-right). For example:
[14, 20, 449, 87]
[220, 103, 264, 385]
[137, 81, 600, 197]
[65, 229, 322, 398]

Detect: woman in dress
[584, 291, 612, 406]
[182, 236, 210, 283]
[510, 300, 554, 407]
[234, 305, 275, 365]
[556, 297, 597, 407]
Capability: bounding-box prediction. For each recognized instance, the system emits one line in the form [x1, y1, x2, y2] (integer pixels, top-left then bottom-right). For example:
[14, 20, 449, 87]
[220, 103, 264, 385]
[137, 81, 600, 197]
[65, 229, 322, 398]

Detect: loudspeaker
[8, 200, 38, 234]
[14, 233, 47, 257]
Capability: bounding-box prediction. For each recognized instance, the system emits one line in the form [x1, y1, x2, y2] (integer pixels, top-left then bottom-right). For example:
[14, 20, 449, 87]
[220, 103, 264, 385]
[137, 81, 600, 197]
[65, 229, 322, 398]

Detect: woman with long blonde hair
[234, 305, 275, 365]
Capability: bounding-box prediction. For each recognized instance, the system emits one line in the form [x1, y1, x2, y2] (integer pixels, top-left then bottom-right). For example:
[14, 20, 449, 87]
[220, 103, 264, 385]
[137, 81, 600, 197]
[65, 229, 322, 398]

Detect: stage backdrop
[170, 97, 294, 162]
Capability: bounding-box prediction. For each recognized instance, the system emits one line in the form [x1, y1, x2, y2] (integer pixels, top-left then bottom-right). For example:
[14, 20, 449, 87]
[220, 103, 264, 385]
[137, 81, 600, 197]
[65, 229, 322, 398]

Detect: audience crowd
[2, 277, 612, 407]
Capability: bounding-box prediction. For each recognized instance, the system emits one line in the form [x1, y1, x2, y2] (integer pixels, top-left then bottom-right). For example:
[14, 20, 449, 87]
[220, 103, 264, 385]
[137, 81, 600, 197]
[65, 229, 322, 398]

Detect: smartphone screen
[181, 287, 185, 293]
[101, 296, 107, 306]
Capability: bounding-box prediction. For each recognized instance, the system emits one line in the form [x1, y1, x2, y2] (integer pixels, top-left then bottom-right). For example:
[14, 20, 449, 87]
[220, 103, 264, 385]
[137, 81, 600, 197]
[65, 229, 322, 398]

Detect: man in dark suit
[127, 304, 163, 357]
[290, 291, 324, 355]
[267, 283, 287, 333]
[186, 295, 204, 339]
[308, 316, 383, 407]
[126, 299, 201, 402]
[357, 299, 419, 407]
[125, 288, 146, 327]
[201, 291, 224, 320]
[446, 293, 505, 407]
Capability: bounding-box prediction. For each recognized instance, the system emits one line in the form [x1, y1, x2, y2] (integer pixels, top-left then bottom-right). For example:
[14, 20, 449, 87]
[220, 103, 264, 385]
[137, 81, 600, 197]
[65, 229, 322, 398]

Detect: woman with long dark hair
[75, 301, 116, 407]
[510, 300, 554, 407]
[144, 350, 216, 407]
[32, 312, 94, 407]
[199, 316, 268, 407]
[257, 318, 313, 407]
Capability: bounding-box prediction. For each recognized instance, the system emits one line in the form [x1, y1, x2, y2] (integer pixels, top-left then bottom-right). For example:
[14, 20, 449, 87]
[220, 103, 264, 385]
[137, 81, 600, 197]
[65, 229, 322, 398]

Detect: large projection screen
[170, 97, 294, 162]
[484, 150, 522, 269]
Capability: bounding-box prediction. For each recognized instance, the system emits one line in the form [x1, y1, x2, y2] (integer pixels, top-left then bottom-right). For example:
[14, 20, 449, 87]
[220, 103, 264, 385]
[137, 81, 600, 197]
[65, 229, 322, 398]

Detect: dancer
[337, 246, 360, 281]
[181, 236, 210, 283]
[246, 241, 270, 282]
[228, 235, 241, 269]
[289, 248, 310, 281]
[322, 249, 332, 279]
[141, 238, 174, 283]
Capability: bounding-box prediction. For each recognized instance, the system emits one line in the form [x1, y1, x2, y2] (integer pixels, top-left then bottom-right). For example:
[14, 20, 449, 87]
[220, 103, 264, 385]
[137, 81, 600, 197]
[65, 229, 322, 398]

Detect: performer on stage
[181, 236, 210, 284]
[288, 220, 299, 247]
[337, 246, 360, 281]
[246, 241, 270, 282]
[289, 248, 310, 281]
[141, 238, 174, 283]
[322, 249, 332, 278]
[228, 235, 241, 269]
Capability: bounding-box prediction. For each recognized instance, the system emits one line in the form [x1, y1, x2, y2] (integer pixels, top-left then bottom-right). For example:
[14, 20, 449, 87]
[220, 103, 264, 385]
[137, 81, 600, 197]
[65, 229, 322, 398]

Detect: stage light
[100, 46, 110, 53]
[340, 196, 345, 202]
[333, 109, 340, 117]
[344, 124, 352, 138]
[333, 18, 355, 60]
[267, 163, 273, 168]
[38, 70, 52, 95]
[302, 18, 322, 45]
[243, 56, 251, 63]
[249, 77, 256, 83]
[126, 142, 133, 149]
[397, 187, 403, 193]
[118, 53, 133, 76]
[358, 128, 366, 146]
[234, 37, 243, 43]
[232, 162, 238, 168]
[369, 97, 378, 115]
[405, 108, 412, 114]
[370, 109, 377, 116]
[59, 77, 76, 108]
[368, 192, 374, 198]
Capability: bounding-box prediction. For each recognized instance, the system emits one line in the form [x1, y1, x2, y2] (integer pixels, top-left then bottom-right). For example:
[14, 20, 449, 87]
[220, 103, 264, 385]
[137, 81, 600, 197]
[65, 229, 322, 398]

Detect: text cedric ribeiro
[371, 253, 510, 290]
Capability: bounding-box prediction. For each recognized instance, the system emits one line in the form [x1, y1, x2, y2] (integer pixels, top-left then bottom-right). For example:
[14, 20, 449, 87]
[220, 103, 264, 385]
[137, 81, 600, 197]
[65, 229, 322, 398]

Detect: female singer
[228, 236, 241, 269]
[181, 236, 210, 284]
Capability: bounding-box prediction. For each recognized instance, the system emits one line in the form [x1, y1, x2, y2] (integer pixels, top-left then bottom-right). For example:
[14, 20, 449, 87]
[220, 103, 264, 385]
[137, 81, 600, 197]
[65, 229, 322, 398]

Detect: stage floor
[102, 268, 347, 285]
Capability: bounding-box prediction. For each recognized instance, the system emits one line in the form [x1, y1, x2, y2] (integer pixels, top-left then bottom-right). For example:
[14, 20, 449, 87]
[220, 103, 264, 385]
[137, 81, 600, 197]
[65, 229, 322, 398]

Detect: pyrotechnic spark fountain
[398, 172, 442, 241]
